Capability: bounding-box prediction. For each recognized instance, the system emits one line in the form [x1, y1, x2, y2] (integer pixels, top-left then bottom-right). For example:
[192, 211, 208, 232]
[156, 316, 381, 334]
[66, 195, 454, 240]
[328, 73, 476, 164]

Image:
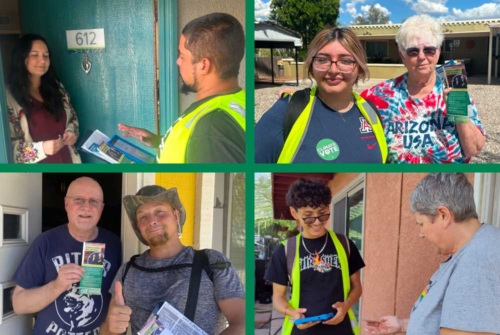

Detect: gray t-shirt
[407, 224, 500, 335]
[110, 246, 244, 334]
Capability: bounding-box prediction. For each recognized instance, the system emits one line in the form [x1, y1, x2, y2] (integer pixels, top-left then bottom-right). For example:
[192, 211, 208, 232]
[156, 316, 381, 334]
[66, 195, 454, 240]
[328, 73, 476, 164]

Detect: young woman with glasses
[361, 14, 485, 163]
[255, 28, 388, 163]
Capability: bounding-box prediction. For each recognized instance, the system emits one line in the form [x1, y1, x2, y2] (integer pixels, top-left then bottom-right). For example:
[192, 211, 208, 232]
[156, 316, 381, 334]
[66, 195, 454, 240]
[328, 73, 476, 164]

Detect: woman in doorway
[255, 27, 387, 164]
[6, 34, 81, 163]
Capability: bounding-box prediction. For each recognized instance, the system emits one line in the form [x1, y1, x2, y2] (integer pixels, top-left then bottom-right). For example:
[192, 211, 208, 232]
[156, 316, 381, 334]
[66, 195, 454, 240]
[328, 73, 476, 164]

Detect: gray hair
[410, 173, 478, 222]
[395, 14, 444, 52]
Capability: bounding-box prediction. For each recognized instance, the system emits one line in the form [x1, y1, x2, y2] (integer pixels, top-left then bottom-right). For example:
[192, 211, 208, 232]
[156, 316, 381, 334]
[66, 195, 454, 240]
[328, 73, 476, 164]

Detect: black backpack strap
[284, 236, 297, 286]
[184, 249, 209, 321]
[120, 250, 217, 321]
[121, 254, 140, 284]
[283, 88, 311, 142]
[336, 233, 350, 258]
[120, 254, 140, 305]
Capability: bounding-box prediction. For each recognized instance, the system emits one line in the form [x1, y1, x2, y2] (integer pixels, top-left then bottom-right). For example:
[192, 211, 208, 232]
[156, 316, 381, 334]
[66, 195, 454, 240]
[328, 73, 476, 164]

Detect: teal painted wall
[20, 0, 156, 162]
[0, 51, 11, 163]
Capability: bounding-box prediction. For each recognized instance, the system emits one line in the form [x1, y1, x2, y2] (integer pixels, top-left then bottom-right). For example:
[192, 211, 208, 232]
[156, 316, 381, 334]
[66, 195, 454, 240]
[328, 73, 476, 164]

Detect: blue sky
[255, 0, 500, 25]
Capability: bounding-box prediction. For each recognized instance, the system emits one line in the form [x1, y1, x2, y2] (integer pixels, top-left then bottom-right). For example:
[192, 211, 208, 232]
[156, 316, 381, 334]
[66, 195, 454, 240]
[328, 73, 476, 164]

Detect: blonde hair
[304, 27, 369, 83]
[396, 14, 444, 52]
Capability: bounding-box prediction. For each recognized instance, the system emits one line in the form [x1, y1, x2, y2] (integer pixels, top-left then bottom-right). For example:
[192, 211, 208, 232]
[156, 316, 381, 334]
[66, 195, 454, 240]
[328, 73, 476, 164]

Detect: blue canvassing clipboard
[107, 135, 156, 164]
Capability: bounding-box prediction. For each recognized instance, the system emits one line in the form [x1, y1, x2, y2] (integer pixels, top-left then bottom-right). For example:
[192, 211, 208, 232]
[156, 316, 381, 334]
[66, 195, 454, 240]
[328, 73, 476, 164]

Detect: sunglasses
[405, 46, 438, 58]
[301, 213, 331, 225]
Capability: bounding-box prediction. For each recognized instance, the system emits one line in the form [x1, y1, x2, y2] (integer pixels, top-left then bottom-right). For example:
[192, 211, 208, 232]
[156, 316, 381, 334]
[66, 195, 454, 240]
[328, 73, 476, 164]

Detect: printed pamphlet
[436, 61, 470, 123]
[79, 242, 105, 295]
[138, 301, 208, 335]
[79, 129, 117, 163]
[78, 129, 150, 164]
[98, 142, 125, 163]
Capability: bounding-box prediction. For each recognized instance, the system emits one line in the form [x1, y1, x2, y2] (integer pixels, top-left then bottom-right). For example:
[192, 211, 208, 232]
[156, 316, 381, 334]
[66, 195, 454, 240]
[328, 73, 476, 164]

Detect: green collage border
[0, 1, 498, 334]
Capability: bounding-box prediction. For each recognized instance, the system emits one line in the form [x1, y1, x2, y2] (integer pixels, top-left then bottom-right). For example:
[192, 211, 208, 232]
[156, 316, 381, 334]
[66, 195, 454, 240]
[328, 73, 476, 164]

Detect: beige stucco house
[351, 19, 500, 83]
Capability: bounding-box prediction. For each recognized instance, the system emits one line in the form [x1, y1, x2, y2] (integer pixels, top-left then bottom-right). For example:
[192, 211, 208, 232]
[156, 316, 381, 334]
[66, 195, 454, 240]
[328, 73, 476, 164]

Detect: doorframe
[121, 173, 156, 262]
[0, 51, 12, 163]
[158, 0, 178, 135]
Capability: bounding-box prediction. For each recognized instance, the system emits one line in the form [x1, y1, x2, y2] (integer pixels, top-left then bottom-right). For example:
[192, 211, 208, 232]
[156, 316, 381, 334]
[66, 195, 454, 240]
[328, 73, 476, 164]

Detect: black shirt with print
[265, 234, 365, 335]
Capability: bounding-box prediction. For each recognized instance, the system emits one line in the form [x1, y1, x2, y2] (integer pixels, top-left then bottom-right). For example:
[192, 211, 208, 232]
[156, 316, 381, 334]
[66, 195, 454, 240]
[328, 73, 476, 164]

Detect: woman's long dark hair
[8, 34, 64, 121]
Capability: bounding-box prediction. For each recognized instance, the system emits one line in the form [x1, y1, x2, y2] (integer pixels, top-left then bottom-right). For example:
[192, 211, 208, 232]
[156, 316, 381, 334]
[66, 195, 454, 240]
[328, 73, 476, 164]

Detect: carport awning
[272, 173, 334, 220]
[255, 21, 303, 48]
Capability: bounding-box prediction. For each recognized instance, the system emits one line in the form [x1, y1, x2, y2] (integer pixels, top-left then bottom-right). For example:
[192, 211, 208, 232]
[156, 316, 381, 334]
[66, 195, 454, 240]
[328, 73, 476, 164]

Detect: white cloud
[255, 0, 271, 22]
[346, 3, 358, 17]
[411, 0, 449, 15]
[343, 0, 368, 18]
[436, 15, 456, 22]
[452, 3, 500, 19]
[360, 3, 392, 16]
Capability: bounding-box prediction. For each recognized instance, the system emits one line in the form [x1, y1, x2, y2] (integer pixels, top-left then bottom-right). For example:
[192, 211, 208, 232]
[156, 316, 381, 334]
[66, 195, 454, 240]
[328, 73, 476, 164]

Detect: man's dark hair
[182, 12, 244, 80]
[286, 178, 332, 209]
[8, 33, 65, 121]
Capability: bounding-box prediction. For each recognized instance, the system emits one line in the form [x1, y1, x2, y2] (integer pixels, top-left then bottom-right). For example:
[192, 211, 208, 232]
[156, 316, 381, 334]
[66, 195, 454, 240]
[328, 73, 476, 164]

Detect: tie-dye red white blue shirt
[361, 73, 485, 163]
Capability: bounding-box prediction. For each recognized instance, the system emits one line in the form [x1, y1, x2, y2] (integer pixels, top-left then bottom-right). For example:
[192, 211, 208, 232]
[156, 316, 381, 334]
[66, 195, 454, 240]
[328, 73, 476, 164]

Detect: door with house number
[11, 0, 157, 163]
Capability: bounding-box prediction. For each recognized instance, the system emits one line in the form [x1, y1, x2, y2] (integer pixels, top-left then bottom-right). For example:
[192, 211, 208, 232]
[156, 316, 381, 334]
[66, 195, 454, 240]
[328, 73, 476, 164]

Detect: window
[0, 281, 15, 324]
[332, 177, 365, 321]
[0, 205, 28, 247]
[366, 41, 388, 62]
[474, 173, 500, 228]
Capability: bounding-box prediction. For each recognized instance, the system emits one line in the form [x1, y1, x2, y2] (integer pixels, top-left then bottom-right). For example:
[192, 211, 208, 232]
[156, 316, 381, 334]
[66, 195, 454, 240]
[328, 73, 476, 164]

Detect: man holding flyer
[12, 177, 122, 335]
[117, 12, 246, 163]
[101, 185, 245, 335]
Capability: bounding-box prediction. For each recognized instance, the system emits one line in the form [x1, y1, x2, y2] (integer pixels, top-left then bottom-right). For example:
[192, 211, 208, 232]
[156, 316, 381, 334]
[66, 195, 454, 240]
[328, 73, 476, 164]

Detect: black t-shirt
[265, 234, 365, 335]
[184, 92, 245, 163]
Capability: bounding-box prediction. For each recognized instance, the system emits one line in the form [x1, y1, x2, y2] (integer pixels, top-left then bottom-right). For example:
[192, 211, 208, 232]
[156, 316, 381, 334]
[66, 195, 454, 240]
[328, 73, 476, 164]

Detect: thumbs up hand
[107, 281, 132, 334]
[114, 281, 126, 306]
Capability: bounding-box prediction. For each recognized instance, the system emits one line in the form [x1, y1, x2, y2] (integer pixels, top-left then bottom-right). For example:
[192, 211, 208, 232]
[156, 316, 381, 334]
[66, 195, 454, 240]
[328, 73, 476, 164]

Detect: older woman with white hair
[361, 14, 485, 163]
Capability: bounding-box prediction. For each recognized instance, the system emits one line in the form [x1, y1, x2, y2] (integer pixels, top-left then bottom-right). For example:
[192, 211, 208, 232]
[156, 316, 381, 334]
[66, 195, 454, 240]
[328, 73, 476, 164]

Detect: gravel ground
[254, 76, 500, 163]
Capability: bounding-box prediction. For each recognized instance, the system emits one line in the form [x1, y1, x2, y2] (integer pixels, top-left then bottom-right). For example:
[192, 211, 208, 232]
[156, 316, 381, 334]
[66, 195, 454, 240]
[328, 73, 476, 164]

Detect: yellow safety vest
[281, 230, 360, 335]
[277, 87, 387, 163]
[157, 90, 245, 163]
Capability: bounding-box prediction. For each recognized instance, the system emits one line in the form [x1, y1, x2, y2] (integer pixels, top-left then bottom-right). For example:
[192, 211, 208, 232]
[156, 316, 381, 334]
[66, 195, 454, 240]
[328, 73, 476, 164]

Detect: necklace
[302, 233, 328, 255]
[334, 100, 354, 113]
[317, 92, 354, 114]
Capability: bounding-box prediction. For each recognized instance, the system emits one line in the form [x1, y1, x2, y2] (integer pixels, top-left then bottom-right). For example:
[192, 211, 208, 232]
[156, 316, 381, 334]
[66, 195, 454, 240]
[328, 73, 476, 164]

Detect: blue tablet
[294, 312, 334, 325]
[108, 135, 156, 164]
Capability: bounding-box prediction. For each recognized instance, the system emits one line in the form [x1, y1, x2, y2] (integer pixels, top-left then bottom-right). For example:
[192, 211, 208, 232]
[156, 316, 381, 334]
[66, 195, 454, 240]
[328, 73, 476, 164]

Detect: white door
[0, 173, 42, 334]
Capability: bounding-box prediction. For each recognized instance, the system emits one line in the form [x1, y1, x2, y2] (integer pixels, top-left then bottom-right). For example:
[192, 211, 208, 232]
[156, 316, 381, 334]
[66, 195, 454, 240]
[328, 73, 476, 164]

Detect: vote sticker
[316, 139, 340, 161]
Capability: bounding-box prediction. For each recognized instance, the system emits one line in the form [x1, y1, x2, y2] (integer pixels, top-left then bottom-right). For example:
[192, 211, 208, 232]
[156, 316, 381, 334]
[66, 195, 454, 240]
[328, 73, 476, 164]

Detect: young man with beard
[265, 178, 365, 335]
[118, 12, 246, 163]
[101, 185, 245, 334]
[12, 177, 122, 335]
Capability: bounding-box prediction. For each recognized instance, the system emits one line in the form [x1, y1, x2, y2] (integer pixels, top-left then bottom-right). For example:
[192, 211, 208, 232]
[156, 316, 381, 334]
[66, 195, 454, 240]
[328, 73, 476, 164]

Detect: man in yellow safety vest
[118, 12, 245, 163]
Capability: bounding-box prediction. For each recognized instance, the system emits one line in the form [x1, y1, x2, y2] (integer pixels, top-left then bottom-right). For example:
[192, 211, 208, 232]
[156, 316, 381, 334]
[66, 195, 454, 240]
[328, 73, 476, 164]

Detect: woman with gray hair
[365, 173, 500, 335]
[361, 15, 485, 164]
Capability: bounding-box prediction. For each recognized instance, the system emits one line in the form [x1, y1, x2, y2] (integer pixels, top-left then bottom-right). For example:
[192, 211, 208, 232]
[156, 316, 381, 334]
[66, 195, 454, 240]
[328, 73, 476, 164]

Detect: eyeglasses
[302, 213, 331, 225]
[404, 46, 438, 58]
[312, 56, 356, 73]
[66, 196, 103, 208]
